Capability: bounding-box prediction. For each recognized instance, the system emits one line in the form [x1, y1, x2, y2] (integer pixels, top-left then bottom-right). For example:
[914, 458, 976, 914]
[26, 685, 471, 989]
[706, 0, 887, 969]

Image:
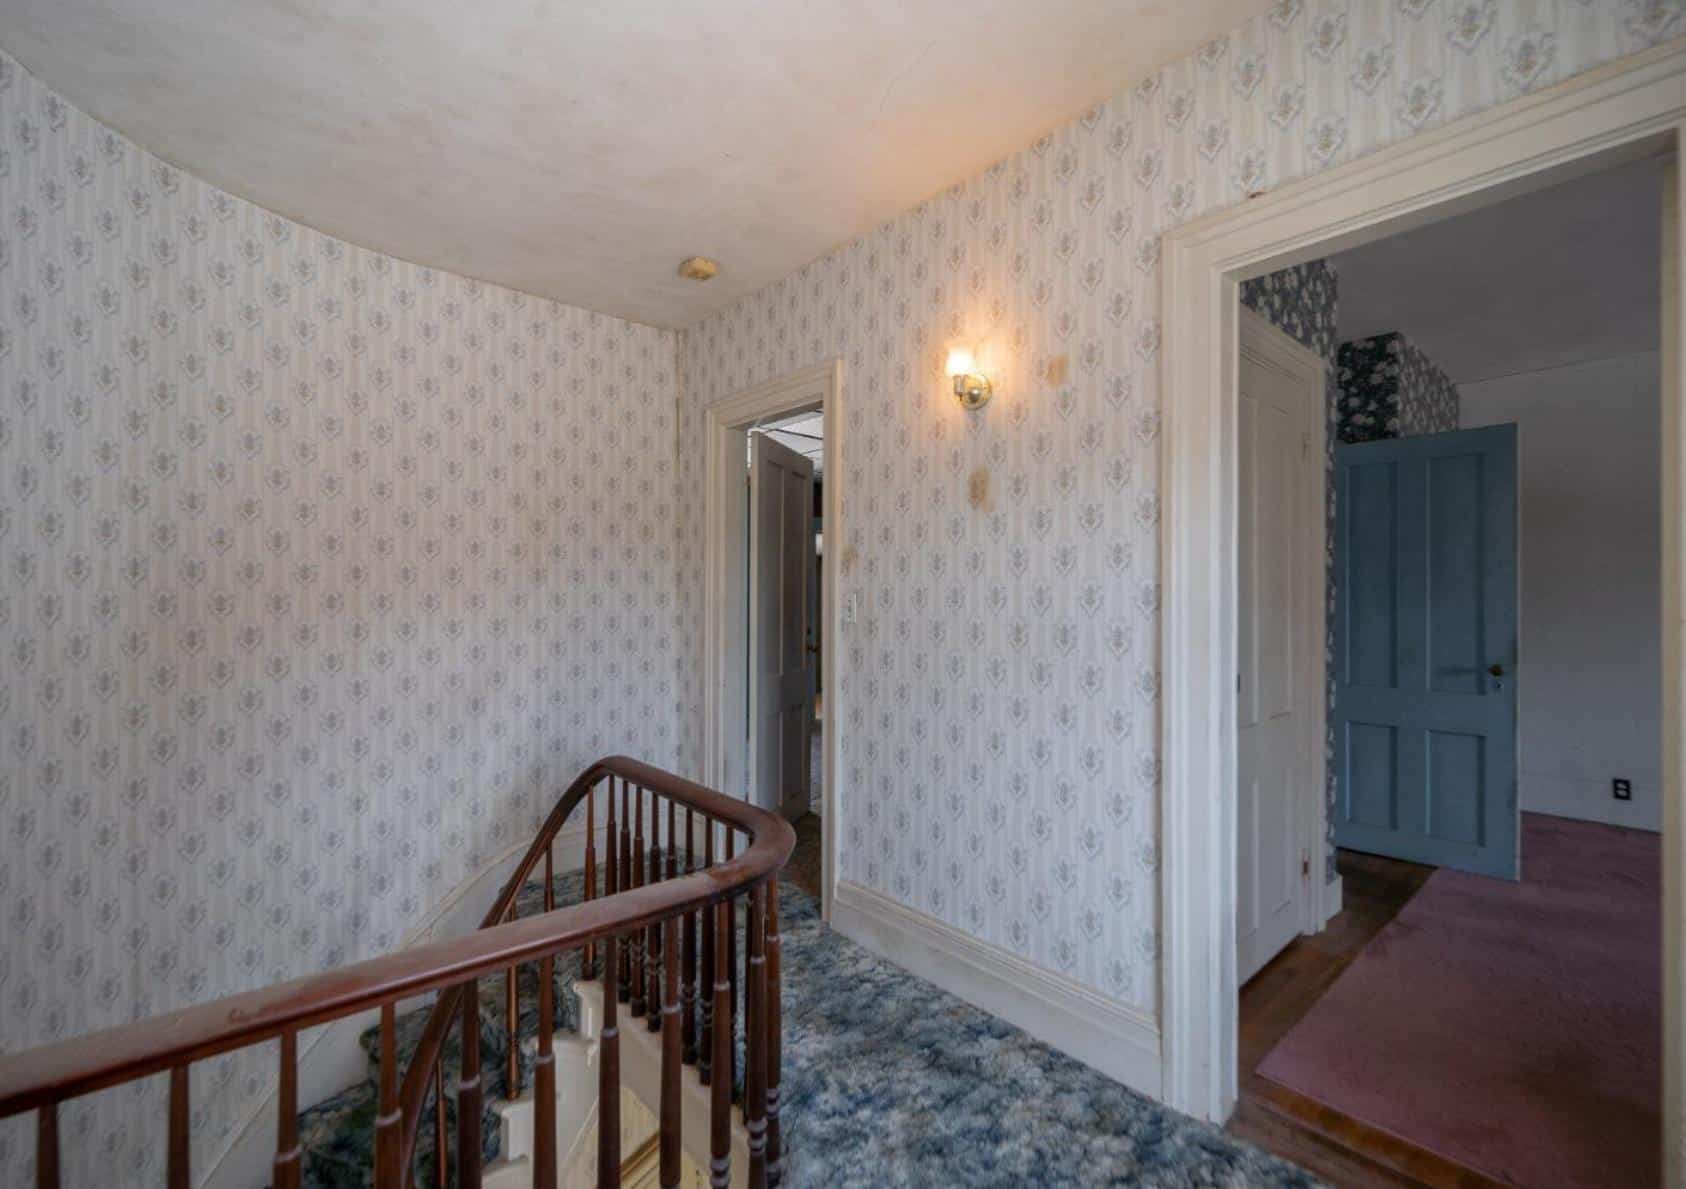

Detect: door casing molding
[1160, 43, 1686, 1179]
[702, 359, 843, 919]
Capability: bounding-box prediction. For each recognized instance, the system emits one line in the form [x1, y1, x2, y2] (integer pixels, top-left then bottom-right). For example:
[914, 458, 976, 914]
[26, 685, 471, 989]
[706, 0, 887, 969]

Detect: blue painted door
[1334, 425, 1519, 879]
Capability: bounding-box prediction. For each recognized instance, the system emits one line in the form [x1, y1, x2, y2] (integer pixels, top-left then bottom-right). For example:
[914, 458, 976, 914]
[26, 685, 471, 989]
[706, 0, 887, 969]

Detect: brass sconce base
[954, 374, 993, 410]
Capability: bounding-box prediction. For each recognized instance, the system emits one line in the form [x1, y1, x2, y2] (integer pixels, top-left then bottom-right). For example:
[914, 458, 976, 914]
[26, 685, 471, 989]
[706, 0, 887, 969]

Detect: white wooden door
[749, 432, 816, 817]
[1237, 310, 1322, 984]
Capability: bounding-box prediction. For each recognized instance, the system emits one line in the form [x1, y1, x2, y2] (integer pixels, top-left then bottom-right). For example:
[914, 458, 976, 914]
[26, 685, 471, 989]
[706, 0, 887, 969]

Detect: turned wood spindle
[168, 1064, 190, 1189]
[35, 1103, 58, 1189]
[646, 795, 662, 1033]
[660, 913, 682, 1188]
[619, 779, 632, 1002]
[432, 1058, 447, 1189]
[458, 984, 484, 1187]
[274, 1031, 301, 1189]
[506, 909, 521, 1098]
[766, 880, 784, 1187]
[535, 845, 558, 1189]
[746, 886, 769, 1189]
[632, 786, 647, 1018]
[599, 934, 621, 1189]
[726, 831, 739, 1099]
[375, 1004, 401, 1187]
[584, 784, 598, 977]
[699, 817, 716, 1085]
[709, 901, 732, 1189]
[681, 809, 698, 1066]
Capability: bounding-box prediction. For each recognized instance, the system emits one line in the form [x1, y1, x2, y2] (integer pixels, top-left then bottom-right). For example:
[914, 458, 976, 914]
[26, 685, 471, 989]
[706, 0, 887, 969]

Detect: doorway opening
[703, 361, 843, 919]
[1227, 155, 1667, 1187]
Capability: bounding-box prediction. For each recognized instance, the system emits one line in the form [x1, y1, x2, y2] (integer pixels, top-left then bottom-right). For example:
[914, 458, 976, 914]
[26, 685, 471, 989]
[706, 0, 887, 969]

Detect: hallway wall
[676, 3, 1670, 1031]
[1461, 351, 1664, 832]
[0, 48, 682, 1186]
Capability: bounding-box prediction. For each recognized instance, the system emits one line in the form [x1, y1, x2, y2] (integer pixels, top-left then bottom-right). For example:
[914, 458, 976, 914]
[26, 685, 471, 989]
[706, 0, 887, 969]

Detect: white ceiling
[756, 410, 824, 474]
[1, 0, 1272, 328]
[1334, 157, 1663, 386]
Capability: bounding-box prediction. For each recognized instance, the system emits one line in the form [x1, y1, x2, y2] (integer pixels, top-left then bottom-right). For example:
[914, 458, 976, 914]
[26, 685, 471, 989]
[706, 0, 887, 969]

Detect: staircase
[0, 757, 794, 1189]
[292, 872, 752, 1188]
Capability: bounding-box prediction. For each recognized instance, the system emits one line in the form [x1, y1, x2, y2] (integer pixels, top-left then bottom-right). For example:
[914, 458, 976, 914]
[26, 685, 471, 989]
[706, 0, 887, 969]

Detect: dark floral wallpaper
[1336, 332, 1460, 443]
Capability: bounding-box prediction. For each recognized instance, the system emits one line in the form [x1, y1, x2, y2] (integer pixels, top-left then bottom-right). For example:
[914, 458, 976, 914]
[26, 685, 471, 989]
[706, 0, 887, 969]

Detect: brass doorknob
[1488, 663, 1506, 677]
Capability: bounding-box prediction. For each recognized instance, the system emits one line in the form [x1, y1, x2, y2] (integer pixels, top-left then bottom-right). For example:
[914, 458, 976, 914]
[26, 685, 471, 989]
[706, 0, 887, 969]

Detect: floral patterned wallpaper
[0, 49, 681, 1187]
[1396, 332, 1463, 434]
[677, 0, 1676, 1019]
[1336, 331, 1461, 441]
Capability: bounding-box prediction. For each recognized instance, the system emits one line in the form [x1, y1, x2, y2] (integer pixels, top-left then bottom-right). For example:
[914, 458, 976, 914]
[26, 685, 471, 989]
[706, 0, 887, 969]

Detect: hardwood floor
[1229, 850, 1510, 1189]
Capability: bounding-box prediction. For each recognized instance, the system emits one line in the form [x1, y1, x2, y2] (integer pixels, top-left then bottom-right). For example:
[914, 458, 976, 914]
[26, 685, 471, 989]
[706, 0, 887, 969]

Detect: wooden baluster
[168, 1064, 190, 1189]
[699, 818, 715, 1085]
[726, 831, 739, 1099]
[618, 779, 632, 1003]
[35, 1103, 58, 1189]
[506, 903, 521, 1098]
[682, 809, 698, 1066]
[599, 934, 621, 1189]
[645, 794, 662, 1033]
[766, 880, 784, 1187]
[535, 845, 558, 1189]
[666, 799, 678, 883]
[584, 783, 598, 977]
[432, 1059, 447, 1189]
[631, 786, 647, 1018]
[660, 913, 682, 1188]
[375, 1004, 401, 1187]
[746, 887, 768, 1189]
[604, 780, 618, 987]
[709, 902, 731, 1189]
[458, 984, 484, 1187]
[274, 1031, 301, 1189]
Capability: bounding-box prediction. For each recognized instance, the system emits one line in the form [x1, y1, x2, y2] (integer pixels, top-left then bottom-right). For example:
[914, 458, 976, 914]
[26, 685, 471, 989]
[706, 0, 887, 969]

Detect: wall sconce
[947, 347, 993, 410]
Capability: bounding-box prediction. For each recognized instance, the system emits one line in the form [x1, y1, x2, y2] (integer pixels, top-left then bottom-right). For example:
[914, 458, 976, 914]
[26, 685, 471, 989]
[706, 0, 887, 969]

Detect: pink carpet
[1258, 814, 1661, 1188]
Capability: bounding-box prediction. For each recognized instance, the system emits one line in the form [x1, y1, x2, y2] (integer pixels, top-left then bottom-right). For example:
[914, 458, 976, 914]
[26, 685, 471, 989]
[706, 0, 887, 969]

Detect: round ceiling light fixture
[677, 256, 720, 281]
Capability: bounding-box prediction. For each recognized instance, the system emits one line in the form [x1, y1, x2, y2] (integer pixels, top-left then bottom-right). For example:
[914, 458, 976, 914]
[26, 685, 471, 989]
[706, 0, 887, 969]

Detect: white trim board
[703, 360, 844, 920]
[1160, 41, 1686, 1181]
[831, 880, 1162, 1099]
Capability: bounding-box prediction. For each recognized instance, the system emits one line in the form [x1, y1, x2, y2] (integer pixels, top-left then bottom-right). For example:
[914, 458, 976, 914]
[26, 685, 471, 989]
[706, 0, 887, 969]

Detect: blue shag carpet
[293, 868, 1318, 1187]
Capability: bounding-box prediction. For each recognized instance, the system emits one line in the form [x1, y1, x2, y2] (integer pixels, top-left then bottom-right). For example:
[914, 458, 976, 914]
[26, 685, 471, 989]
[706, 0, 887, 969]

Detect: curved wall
[0, 47, 680, 1187]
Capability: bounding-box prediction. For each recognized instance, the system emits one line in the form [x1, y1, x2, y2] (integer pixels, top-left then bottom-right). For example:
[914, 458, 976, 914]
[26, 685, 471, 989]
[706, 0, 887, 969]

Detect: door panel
[749, 432, 816, 818]
[1236, 319, 1320, 985]
[1335, 425, 1518, 879]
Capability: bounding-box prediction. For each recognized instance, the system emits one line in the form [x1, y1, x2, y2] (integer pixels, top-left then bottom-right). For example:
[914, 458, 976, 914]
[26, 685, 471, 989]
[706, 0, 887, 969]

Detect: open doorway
[703, 361, 842, 918]
[1228, 157, 1666, 1187]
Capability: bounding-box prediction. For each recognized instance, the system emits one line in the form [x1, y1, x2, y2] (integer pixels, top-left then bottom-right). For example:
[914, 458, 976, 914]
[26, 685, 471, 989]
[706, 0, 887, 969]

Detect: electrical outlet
[1613, 778, 1632, 801]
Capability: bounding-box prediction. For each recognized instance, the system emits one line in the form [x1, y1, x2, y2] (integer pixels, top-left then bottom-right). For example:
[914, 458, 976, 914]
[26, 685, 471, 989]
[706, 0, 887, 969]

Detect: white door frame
[1160, 42, 1686, 1176]
[1235, 305, 1331, 965]
[703, 360, 844, 919]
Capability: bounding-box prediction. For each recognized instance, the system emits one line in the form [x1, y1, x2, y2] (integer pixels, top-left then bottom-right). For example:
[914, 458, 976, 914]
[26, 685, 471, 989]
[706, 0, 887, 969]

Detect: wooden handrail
[0, 756, 794, 1130]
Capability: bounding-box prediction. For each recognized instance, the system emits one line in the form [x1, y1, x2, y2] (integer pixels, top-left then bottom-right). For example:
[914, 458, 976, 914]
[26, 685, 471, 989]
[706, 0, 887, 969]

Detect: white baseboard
[830, 880, 1162, 1100]
[1321, 874, 1344, 926]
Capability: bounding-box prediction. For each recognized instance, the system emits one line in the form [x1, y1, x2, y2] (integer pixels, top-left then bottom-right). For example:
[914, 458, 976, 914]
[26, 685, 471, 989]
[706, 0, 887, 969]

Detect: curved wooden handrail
[0, 756, 794, 1126]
